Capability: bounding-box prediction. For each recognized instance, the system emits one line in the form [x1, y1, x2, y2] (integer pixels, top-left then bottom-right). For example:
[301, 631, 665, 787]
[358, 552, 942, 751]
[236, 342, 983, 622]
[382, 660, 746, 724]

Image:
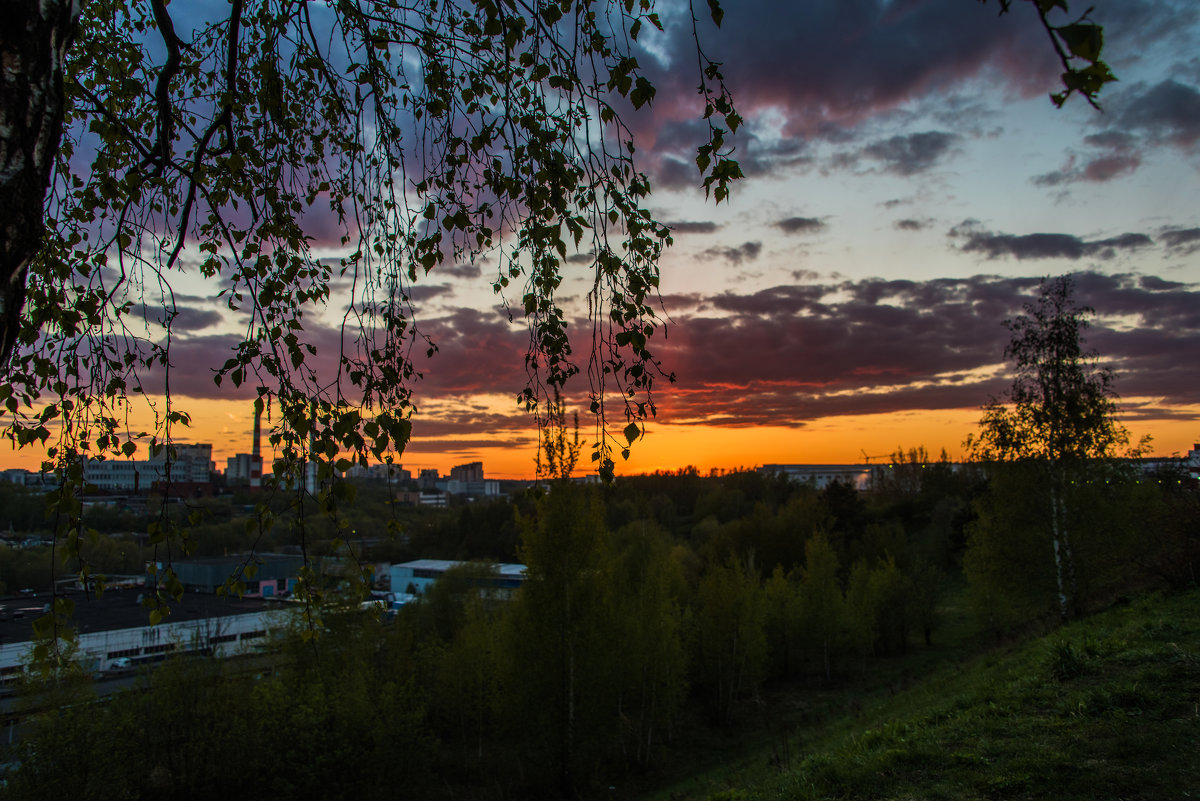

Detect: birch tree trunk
[0, 1, 78, 367]
[1049, 473, 1076, 621]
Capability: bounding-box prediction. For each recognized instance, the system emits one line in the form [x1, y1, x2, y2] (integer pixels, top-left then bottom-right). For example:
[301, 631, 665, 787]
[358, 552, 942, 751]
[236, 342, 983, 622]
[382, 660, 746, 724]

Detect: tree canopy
[968, 274, 1127, 464]
[3, 0, 748, 486]
[0, 1, 1115, 609]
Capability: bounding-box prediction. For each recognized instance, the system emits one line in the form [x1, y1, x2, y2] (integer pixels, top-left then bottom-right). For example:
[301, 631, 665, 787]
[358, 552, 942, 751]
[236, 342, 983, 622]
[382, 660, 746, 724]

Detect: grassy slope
[646, 588, 1200, 801]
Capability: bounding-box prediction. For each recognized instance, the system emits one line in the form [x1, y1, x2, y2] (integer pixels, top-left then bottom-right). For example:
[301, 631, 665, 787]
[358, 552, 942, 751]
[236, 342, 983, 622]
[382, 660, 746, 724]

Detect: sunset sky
[5, 0, 1199, 479]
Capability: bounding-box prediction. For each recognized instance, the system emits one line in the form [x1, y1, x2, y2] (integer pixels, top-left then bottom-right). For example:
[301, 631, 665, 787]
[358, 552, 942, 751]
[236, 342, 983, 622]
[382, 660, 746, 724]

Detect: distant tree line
[3, 440, 1194, 798]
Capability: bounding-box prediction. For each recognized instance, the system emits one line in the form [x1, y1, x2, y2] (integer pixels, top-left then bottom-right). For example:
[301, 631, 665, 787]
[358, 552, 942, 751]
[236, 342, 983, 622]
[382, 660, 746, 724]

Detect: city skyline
[4, 1, 1199, 479]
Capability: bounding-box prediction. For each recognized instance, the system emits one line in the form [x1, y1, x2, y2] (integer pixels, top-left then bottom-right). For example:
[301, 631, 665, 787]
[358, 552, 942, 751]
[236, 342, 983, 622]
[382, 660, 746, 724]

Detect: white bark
[0, 0, 79, 366]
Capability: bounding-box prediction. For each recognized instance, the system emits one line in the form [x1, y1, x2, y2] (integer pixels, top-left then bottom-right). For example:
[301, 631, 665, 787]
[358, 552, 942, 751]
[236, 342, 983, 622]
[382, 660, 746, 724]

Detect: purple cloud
[952, 224, 1154, 260]
[699, 241, 762, 265]
[667, 221, 722, 234]
[1118, 79, 1200, 148]
[650, 271, 1199, 426]
[1159, 226, 1200, 254]
[861, 131, 960, 175]
[774, 217, 827, 235]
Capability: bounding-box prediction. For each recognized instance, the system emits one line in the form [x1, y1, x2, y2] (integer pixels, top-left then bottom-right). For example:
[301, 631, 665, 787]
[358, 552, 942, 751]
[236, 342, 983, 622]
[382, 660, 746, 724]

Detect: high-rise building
[366, 463, 412, 482]
[174, 443, 215, 475]
[449, 461, 484, 483]
[417, 468, 441, 490]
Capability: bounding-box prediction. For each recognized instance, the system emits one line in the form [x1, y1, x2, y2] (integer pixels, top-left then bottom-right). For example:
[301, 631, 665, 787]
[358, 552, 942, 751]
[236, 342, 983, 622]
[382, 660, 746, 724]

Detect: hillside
[648, 588, 1200, 801]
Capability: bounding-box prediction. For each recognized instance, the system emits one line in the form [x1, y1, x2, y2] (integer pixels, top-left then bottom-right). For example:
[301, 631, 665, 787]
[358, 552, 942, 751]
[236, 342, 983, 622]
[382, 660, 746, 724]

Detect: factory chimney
[250, 390, 266, 489]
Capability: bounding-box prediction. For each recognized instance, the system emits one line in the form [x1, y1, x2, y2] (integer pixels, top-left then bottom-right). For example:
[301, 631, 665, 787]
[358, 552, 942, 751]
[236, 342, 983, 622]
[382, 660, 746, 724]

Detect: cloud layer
[652, 271, 1199, 428]
[154, 269, 1199, 448]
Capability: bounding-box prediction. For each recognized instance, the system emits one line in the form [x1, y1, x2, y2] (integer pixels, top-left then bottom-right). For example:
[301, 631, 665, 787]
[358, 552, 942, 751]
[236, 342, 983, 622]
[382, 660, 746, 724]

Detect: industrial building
[83, 443, 215, 492]
[759, 463, 873, 489]
[156, 554, 306, 597]
[390, 559, 526, 598]
[0, 589, 289, 678]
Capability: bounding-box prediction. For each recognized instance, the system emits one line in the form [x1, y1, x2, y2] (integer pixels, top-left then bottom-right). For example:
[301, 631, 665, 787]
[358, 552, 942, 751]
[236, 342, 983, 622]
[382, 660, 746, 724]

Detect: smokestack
[250, 389, 267, 490]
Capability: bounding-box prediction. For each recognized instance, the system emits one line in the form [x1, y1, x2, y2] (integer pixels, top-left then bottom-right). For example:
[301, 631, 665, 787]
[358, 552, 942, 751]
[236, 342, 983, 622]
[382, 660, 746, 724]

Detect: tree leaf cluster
[3, 0, 741, 594]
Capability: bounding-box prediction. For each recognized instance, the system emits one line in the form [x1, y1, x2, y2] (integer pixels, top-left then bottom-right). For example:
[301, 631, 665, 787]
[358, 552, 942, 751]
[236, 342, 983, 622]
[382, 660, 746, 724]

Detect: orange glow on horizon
[4, 395, 1192, 480]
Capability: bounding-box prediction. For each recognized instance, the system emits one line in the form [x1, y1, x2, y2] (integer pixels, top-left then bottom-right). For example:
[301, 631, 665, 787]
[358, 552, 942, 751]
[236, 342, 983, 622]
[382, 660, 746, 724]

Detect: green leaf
[707, 0, 724, 27]
[1056, 23, 1103, 62]
[623, 422, 640, 444]
[630, 76, 656, 109]
[1036, 0, 1069, 13]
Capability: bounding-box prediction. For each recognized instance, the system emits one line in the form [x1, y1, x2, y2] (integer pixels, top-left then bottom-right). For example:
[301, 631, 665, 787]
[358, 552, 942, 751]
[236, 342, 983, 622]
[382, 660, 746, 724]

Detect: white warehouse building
[0, 589, 290, 678]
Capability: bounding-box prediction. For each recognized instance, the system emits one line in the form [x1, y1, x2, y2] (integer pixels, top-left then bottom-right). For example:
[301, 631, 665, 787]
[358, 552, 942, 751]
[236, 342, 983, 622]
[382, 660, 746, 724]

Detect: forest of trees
[2, 446, 1194, 799]
[1, 275, 1194, 798]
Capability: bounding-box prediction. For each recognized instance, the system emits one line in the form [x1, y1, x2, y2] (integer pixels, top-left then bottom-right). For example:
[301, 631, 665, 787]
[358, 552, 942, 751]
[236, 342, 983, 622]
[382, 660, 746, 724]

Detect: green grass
[641, 588, 1200, 801]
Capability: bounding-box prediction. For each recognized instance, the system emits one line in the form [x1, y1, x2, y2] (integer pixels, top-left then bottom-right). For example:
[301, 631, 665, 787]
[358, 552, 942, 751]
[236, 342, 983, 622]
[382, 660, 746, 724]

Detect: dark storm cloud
[1090, 1, 1200, 56]
[627, 0, 1066, 184]
[1032, 154, 1144, 187]
[438, 263, 483, 280]
[129, 304, 224, 333]
[1031, 168, 1070, 188]
[411, 308, 531, 395]
[774, 217, 826, 235]
[406, 284, 454, 303]
[667, 221, 722, 234]
[1085, 131, 1138, 150]
[1118, 401, 1200, 423]
[653, 156, 696, 191]
[699, 241, 762, 265]
[157, 333, 263, 399]
[705, 284, 832, 317]
[738, 137, 816, 177]
[861, 131, 960, 175]
[1031, 76, 1200, 190]
[1032, 129, 1144, 187]
[142, 303, 532, 407]
[962, 232, 1088, 260]
[894, 218, 929, 231]
[125, 271, 1199, 437]
[1159, 226, 1200, 253]
[646, 0, 1057, 132]
[409, 414, 534, 443]
[1140, 275, 1187, 291]
[953, 224, 1153, 260]
[405, 435, 535, 453]
[1079, 152, 1143, 182]
[648, 271, 1199, 427]
[1093, 233, 1156, 251]
[661, 276, 1020, 402]
[648, 140, 814, 195]
[643, 118, 817, 185]
[1118, 79, 1200, 147]
[629, 2, 1200, 188]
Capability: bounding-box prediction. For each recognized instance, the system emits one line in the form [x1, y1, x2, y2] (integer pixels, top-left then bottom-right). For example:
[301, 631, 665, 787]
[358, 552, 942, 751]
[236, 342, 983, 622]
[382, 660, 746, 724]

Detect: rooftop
[0, 588, 280, 645]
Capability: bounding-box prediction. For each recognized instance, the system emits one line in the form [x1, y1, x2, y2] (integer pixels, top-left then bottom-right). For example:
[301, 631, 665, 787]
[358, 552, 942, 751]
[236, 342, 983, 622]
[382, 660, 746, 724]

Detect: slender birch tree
[967, 275, 1128, 621]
